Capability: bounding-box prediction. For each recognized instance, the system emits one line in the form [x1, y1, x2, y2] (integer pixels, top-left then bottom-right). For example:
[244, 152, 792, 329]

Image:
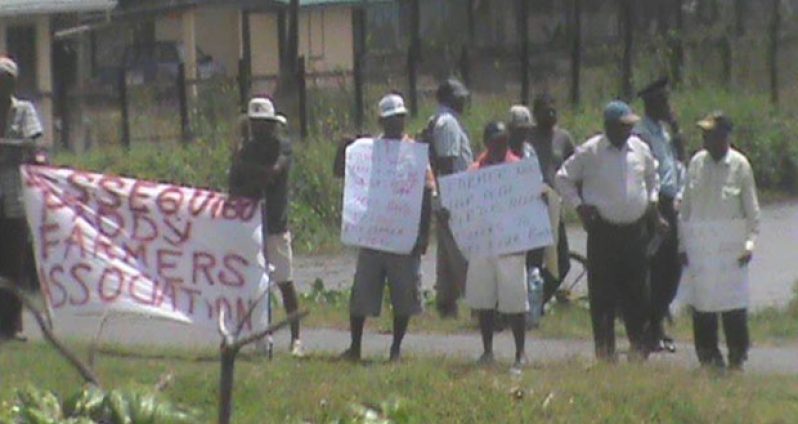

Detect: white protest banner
[438, 159, 554, 259]
[21, 165, 268, 333]
[680, 220, 750, 312]
[341, 138, 429, 254]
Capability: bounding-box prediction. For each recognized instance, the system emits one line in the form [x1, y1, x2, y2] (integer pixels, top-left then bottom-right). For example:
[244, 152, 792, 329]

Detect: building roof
[0, 0, 116, 17]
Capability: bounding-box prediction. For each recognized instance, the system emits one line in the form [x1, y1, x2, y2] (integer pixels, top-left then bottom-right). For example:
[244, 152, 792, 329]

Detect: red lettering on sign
[156, 187, 184, 216]
[69, 263, 92, 306]
[188, 190, 215, 216]
[39, 221, 60, 261]
[192, 252, 216, 286]
[155, 280, 178, 310]
[163, 217, 191, 247]
[121, 242, 148, 267]
[98, 266, 124, 303]
[219, 254, 248, 287]
[128, 273, 156, 306]
[236, 298, 254, 332]
[95, 207, 124, 239]
[46, 265, 68, 308]
[131, 213, 158, 242]
[92, 234, 118, 262]
[66, 171, 92, 204]
[97, 176, 124, 210]
[156, 248, 183, 284]
[179, 285, 201, 315]
[64, 225, 88, 261]
[128, 180, 156, 213]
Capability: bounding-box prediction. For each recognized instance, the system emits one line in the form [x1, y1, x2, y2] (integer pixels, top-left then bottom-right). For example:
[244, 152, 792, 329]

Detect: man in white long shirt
[679, 112, 760, 371]
[555, 101, 666, 361]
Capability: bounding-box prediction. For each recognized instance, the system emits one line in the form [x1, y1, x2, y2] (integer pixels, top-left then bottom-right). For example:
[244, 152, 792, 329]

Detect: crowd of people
[0, 54, 760, 374]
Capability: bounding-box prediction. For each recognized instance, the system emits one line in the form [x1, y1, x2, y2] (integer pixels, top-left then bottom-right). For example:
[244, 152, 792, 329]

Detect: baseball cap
[378, 93, 408, 118]
[604, 100, 640, 125]
[0, 57, 18, 78]
[483, 121, 508, 143]
[508, 105, 533, 128]
[248, 97, 280, 121]
[697, 111, 733, 132]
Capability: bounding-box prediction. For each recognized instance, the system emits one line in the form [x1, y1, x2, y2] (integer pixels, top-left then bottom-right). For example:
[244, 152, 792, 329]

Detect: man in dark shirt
[529, 94, 575, 307]
[229, 97, 303, 357]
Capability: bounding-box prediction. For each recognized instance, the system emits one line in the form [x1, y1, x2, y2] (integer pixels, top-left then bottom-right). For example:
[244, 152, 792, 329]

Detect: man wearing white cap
[0, 56, 44, 341]
[228, 96, 303, 357]
[341, 93, 435, 362]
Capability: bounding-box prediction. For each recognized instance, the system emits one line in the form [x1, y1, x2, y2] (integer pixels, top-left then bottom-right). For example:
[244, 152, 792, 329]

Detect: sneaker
[476, 352, 495, 367]
[662, 337, 677, 353]
[290, 340, 305, 358]
[510, 355, 529, 375]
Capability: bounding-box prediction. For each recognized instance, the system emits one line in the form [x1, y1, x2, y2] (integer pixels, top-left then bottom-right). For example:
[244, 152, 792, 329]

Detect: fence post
[570, 0, 583, 108]
[407, 0, 420, 117]
[768, 0, 780, 106]
[297, 56, 308, 139]
[620, 0, 634, 100]
[178, 63, 191, 144]
[239, 9, 252, 112]
[56, 79, 70, 150]
[517, 0, 530, 105]
[352, 6, 366, 132]
[670, 0, 685, 86]
[118, 70, 130, 149]
[459, 45, 471, 88]
[735, 0, 747, 36]
[720, 36, 732, 89]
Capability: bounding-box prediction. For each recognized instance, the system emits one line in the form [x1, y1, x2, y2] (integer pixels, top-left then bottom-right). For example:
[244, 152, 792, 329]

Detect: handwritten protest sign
[680, 220, 749, 312]
[438, 159, 554, 259]
[341, 138, 429, 254]
[21, 165, 268, 332]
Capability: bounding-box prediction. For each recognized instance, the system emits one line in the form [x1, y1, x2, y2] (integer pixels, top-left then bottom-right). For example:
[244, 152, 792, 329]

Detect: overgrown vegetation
[54, 85, 798, 254]
[2, 343, 798, 423]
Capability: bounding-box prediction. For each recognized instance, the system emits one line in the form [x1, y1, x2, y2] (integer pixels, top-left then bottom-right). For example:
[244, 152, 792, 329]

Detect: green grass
[2, 342, 798, 423]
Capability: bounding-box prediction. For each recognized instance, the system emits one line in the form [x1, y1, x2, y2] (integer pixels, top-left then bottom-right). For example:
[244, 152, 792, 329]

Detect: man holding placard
[679, 112, 760, 371]
[340, 93, 434, 362]
[462, 121, 531, 372]
[555, 101, 665, 361]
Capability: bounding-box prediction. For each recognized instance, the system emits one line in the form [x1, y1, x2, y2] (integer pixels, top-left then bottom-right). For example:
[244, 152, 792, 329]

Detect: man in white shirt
[679, 112, 760, 371]
[555, 101, 665, 361]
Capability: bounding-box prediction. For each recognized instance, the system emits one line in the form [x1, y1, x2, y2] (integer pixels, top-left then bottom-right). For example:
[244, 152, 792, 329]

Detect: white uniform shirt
[678, 148, 760, 253]
[555, 134, 660, 225]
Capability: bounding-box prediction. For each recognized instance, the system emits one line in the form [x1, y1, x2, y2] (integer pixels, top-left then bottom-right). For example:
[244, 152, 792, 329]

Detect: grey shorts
[350, 249, 423, 317]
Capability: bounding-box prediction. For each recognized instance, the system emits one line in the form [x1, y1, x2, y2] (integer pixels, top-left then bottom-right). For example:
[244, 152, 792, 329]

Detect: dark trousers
[0, 218, 28, 337]
[435, 222, 468, 315]
[587, 218, 650, 360]
[649, 195, 682, 340]
[692, 309, 749, 368]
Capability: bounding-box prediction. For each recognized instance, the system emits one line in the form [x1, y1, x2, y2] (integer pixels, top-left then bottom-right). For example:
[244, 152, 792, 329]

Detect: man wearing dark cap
[679, 112, 759, 371]
[635, 78, 685, 353]
[555, 101, 665, 361]
[429, 78, 473, 318]
[0, 57, 44, 341]
[464, 121, 529, 372]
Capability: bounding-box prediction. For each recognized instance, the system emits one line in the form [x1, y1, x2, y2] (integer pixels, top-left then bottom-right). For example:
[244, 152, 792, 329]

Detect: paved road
[295, 201, 798, 311]
[18, 202, 798, 375]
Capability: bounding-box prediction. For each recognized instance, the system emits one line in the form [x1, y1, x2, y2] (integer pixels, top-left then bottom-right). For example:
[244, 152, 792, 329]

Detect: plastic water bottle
[527, 267, 544, 329]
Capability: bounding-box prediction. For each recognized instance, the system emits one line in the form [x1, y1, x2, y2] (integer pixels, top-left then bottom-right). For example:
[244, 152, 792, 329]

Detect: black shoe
[339, 348, 361, 362]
